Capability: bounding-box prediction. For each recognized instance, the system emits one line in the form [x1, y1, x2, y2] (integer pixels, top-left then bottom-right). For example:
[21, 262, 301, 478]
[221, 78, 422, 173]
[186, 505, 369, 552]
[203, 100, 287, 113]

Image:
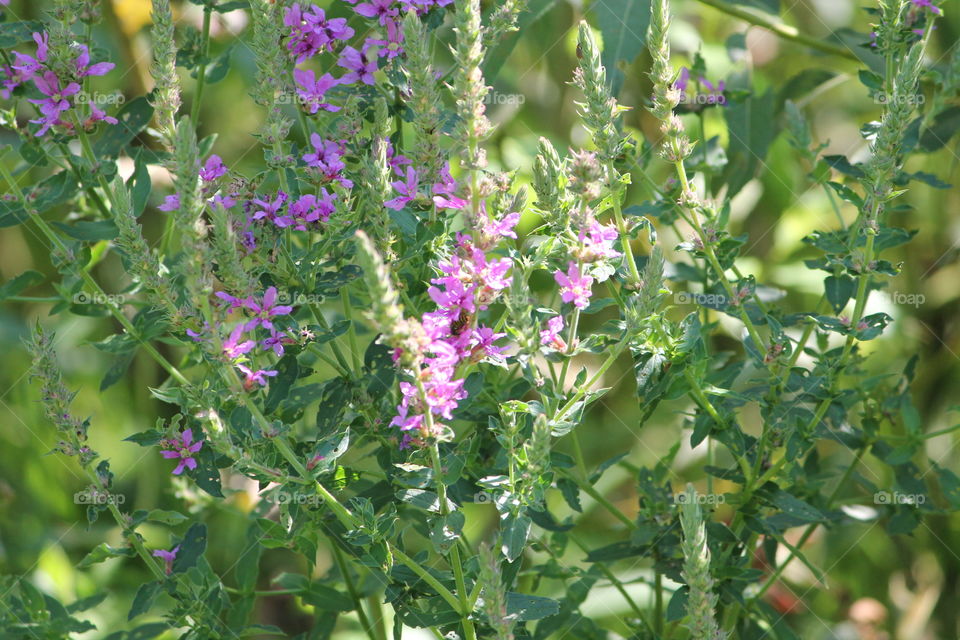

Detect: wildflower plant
[2, 0, 960, 637]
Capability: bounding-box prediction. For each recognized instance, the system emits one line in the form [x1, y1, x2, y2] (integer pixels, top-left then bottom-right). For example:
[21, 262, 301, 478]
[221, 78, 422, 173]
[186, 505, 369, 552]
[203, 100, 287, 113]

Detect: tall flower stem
[190, 6, 212, 123]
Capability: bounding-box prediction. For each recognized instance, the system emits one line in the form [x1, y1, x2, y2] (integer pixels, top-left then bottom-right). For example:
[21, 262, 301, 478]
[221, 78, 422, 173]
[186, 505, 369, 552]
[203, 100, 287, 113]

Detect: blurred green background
[2, 0, 960, 637]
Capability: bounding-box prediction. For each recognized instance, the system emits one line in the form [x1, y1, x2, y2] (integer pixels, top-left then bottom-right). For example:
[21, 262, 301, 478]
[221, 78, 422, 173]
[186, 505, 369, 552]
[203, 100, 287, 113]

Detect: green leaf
[824, 275, 854, 313]
[101, 351, 135, 391]
[93, 97, 154, 158]
[0, 171, 80, 226]
[128, 582, 162, 620]
[171, 523, 207, 574]
[78, 543, 136, 568]
[0, 21, 45, 47]
[721, 89, 776, 198]
[0, 270, 44, 301]
[129, 149, 152, 216]
[919, 106, 960, 152]
[591, 0, 651, 96]
[51, 220, 119, 242]
[504, 592, 560, 621]
[147, 509, 189, 525]
[501, 513, 531, 563]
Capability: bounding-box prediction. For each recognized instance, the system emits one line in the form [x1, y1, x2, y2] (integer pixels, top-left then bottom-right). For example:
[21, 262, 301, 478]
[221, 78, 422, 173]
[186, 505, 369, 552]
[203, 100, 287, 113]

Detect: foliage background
[1, 0, 959, 637]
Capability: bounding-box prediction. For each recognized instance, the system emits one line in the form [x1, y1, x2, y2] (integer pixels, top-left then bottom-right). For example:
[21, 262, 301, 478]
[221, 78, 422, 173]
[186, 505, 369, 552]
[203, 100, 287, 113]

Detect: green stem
[191, 7, 212, 123]
[693, 0, 859, 61]
[331, 542, 380, 640]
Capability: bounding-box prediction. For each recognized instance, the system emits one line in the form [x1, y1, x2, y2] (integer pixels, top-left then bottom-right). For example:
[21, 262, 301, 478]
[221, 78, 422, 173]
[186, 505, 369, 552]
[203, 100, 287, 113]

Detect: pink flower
[352, 0, 398, 25]
[199, 154, 227, 182]
[385, 167, 419, 210]
[158, 194, 180, 212]
[237, 364, 278, 389]
[293, 68, 340, 114]
[432, 164, 466, 210]
[243, 287, 294, 330]
[152, 545, 179, 574]
[554, 262, 593, 309]
[160, 429, 203, 475]
[540, 315, 566, 350]
[577, 220, 621, 261]
[337, 45, 378, 85]
[222, 324, 255, 359]
[303, 135, 352, 187]
[73, 44, 114, 77]
[484, 212, 520, 239]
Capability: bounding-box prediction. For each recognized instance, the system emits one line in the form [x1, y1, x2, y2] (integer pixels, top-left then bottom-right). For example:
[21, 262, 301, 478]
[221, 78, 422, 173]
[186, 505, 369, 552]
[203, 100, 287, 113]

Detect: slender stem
[693, 0, 859, 61]
[331, 542, 380, 640]
[342, 287, 364, 372]
[191, 7, 212, 123]
[557, 468, 636, 530]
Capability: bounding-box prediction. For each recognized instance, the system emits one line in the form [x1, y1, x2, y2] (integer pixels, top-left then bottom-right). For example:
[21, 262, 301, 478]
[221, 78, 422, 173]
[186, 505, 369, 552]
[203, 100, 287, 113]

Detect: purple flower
[244, 287, 293, 330]
[215, 291, 248, 312]
[385, 167, 419, 210]
[160, 429, 203, 475]
[73, 44, 114, 77]
[700, 77, 726, 105]
[293, 68, 340, 114]
[470, 326, 506, 361]
[158, 194, 180, 212]
[337, 45, 378, 85]
[237, 364, 278, 389]
[366, 21, 405, 60]
[353, 0, 399, 25]
[386, 142, 411, 176]
[86, 102, 118, 127]
[674, 66, 690, 92]
[303, 135, 352, 187]
[484, 212, 520, 240]
[540, 315, 566, 350]
[284, 3, 355, 62]
[912, 0, 941, 14]
[222, 324, 255, 359]
[251, 191, 289, 225]
[152, 545, 179, 575]
[200, 154, 227, 182]
[576, 220, 621, 261]
[262, 328, 288, 357]
[432, 164, 466, 210]
[29, 70, 80, 117]
[554, 262, 593, 309]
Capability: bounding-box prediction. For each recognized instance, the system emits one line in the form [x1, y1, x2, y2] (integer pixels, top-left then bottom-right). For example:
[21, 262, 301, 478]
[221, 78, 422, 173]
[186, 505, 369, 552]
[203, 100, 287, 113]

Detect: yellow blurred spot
[112, 0, 154, 36]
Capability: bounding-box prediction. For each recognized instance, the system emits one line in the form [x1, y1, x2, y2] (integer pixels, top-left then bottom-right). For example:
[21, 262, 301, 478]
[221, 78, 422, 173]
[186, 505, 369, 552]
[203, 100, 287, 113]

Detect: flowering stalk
[148, 0, 180, 150]
[679, 485, 724, 640]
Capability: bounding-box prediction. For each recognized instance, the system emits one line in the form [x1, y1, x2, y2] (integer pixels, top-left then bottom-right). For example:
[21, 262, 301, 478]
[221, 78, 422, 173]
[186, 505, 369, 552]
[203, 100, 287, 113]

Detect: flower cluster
[389, 212, 517, 447]
[2, 32, 116, 135]
[282, 0, 452, 115]
[189, 287, 296, 388]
